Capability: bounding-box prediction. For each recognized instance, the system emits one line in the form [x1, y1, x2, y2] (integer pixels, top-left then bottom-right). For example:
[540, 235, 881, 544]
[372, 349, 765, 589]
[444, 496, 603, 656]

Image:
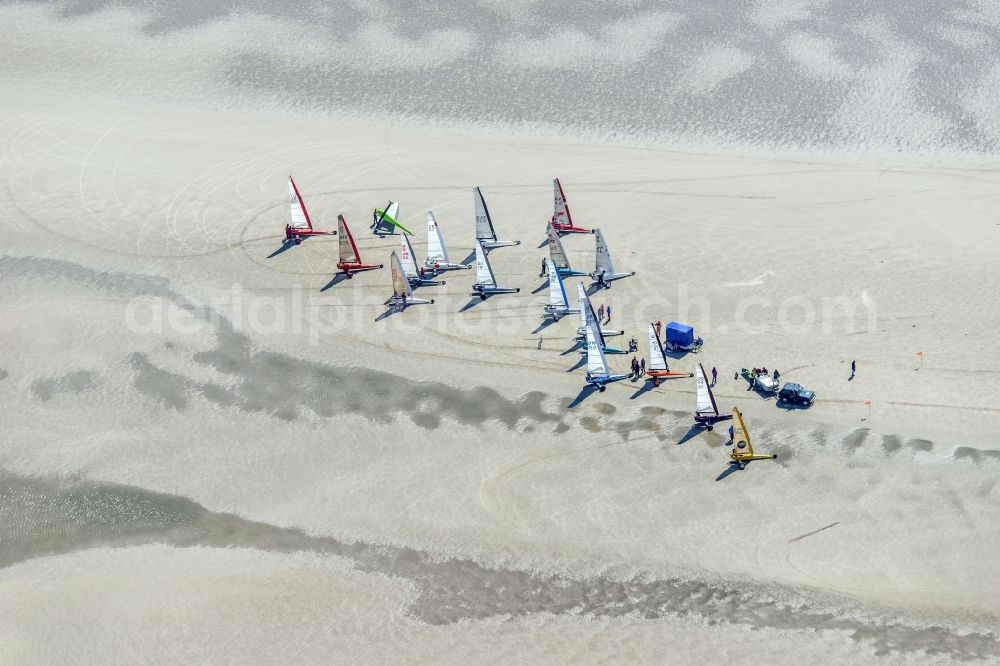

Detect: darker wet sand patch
[2, 471, 998, 660]
[843, 428, 869, 451]
[954, 447, 1000, 463]
[30, 370, 97, 401]
[881, 434, 902, 454]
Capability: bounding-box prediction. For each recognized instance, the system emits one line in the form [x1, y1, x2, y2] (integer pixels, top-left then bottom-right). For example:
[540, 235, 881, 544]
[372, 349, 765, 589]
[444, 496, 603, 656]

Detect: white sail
[548, 268, 569, 307]
[594, 228, 614, 275]
[399, 234, 420, 277]
[577, 283, 608, 348]
[338, 214, 358, 264]
[648, 324, 667, 371]
[384, 201, 399, 225]
[552, 178, 571, 227]
[473, 187, 497, 241]
[288, 176, 311, 230]
[390, 251, 412, 298]
[695, 363, 719, 417]
[426, 211, 449, 264]
[546, 222, 570, 271]
[474, 240, 496, 287]
[583, 293, 609, 377]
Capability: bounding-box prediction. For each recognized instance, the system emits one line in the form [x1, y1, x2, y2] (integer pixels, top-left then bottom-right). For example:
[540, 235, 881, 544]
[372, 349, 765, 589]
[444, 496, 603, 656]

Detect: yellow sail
[731, 406, 753, 456]
[730, 406, 777, 465]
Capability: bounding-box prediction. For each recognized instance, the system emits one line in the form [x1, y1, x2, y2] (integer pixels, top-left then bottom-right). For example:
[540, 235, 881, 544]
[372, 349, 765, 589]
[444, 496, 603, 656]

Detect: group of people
[630, 356, 646, 380]
[741, 366, 780, 390]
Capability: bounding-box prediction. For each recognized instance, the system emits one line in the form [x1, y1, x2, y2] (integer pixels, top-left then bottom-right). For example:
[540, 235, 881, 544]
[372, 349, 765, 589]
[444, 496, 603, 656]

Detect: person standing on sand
[711, 367, 718, 386]
[850, 360, 856, 379]
[606, 305, 612, 324]
[540, 257, 548, 278]
[598, 303, 605, 321]
[655, 320, 662, 337]
[640, 358, 646, 375]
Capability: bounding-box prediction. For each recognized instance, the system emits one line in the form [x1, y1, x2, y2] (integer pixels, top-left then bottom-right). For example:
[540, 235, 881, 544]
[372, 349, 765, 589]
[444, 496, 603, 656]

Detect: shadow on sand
[629, 380, 656, 400]
[566, 384, 598, 408]
[715, 462, 744, 482]
[775, 400, 813, 412]
[267, 239, 296, 258]
[676, 424, 703, 446]
[320, 273, 350, 291]
[531, 318, 556, 335]
[459, 296, 487, 313]
[374, 306, 402, 322]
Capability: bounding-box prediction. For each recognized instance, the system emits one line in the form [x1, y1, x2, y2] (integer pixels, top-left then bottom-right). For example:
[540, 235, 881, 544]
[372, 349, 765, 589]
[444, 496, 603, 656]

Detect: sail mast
[546, 222, 571, 271]
[288, 176, 312, 230]
[695, 364, 719, 416]
[732, 407, 752, 454]
[390, 251, 412, 298]
[474, 240, 497, 286]
[426, 211, 449, 264]
[553, 178, 573, 227]
[338, 214, 360, 264]
[648, 324, 667, 371]
[474, 187, 498, 241]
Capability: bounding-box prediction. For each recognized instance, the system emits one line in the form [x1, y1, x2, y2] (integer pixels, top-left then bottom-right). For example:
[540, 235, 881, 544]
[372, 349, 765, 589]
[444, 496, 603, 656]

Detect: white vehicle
[474, 187, 520, 251]
[590, 228, 635, 288]
[545, 222, 587, 277]
[471, 240, 519, 300]
[385, 251, 433, 310]
[424, 211, 471, 273]
[582, 289, 627, 391]
[399, 234, 444, 287]
[542, 268, 580, 321]
[755, 373, 779, 393]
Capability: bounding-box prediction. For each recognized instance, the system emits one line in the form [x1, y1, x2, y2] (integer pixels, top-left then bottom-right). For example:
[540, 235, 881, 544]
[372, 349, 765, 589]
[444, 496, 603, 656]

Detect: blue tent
[665, 322, 695, 347]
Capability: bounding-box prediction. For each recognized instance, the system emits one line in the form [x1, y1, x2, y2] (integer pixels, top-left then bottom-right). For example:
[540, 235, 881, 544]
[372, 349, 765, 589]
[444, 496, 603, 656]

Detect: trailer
[662, 321, 703, 353]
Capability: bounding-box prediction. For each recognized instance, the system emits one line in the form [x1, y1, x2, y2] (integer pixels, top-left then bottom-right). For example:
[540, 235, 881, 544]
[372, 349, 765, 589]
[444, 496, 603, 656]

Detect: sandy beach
[2, 2, 1000, 663]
